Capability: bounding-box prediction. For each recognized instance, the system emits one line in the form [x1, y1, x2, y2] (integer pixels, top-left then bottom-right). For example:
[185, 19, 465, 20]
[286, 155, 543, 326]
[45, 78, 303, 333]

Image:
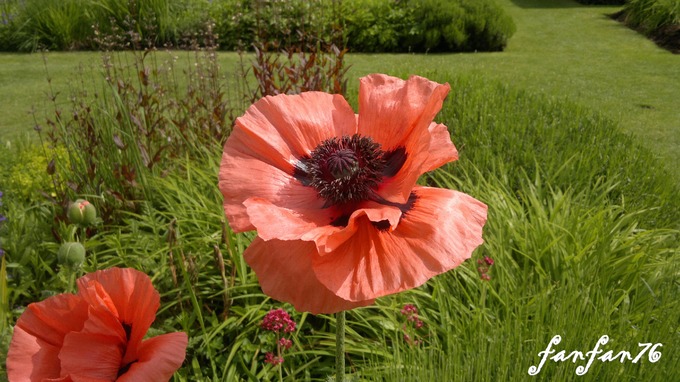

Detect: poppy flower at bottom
[6, 267, 188, 382]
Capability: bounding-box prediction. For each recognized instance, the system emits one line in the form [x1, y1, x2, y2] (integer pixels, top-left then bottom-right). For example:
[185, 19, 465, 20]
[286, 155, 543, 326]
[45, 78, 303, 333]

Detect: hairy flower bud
[58, 242, 86, 268]
[68, 199, 97, 226]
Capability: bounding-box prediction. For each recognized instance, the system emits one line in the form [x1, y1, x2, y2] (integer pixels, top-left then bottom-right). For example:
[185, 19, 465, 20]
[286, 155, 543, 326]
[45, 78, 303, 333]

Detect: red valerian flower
[261, 308, 296, 333]
[6, 267, 188, 381]
[219, 74, 487, 314]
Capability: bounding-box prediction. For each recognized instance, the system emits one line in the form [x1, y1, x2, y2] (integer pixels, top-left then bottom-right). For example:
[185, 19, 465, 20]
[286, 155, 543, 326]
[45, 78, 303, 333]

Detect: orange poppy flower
[219, 74, 487, 314]
[6, 267, 188, 381]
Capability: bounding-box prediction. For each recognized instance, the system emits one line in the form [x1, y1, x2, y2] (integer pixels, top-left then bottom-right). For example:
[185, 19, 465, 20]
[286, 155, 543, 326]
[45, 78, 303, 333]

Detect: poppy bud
[58, 242, 86, 268]
[68, 199, 97, 226]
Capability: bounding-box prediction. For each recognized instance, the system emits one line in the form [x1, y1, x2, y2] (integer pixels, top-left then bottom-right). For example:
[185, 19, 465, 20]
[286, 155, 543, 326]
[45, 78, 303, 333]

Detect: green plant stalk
[277, 332, 283, 382]
[336, 310, 346, 382]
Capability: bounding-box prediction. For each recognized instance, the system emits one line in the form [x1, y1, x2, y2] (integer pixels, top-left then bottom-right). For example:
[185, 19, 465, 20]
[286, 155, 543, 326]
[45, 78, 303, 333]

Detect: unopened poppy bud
[58, 242, 86, 268]
[68, 199, 97, 226]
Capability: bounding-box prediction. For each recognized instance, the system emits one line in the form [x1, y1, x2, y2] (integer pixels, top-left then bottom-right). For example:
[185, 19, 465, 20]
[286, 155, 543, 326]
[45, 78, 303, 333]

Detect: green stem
[277, 333, 283, 382]
[66, 269, 76, 294]
[336, 310, 346, 382]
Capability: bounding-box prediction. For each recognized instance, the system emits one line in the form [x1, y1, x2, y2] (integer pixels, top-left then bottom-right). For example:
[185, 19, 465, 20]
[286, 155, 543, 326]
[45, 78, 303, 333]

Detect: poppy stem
[336, 310, 345, 382]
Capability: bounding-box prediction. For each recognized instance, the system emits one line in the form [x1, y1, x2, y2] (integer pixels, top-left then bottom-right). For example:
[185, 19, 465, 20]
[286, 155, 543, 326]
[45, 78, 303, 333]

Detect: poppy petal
[220, 142, 325, 232]
[7, 294, 90, 381]
[312, 187, 487, 302]
[60, 332, 123, 381]
[235, 91, 357, 166]
[116, 332, 188, 382]
[358, 74, 451, 202]
[243, 197, 402, 254]
[220, 91, 357, 231]
[244, 237, 374, 314]
[317, 201, 403, 254]
[77, 268, 160, 365]
[243, 197, 339, 242]
[422, 122, 458, 173]
[6, 327, 63, 381]
[9, 293, 89, 348]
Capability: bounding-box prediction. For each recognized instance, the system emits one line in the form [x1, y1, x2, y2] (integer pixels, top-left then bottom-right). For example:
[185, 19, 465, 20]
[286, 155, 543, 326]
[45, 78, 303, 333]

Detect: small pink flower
[481, 273, 491, 281]
[264, 352, 284, 365]
[483, 256, 494, 266]
[278, 337, 293, 350]
[400, 304, 418, 316]
[261, 308, 296, 333]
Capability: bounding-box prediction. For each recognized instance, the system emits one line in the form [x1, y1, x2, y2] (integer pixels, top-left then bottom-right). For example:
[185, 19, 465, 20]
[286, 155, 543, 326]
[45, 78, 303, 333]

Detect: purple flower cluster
[261, 308, 296, 333]
[477, 256, 495, 281]
[400, 304, 426, 346]
[261, 309, 297, 366]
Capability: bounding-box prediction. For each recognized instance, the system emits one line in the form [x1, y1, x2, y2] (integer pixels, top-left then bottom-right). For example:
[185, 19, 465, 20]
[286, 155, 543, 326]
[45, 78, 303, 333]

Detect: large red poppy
[219, 74, 487, 314]
[6, 267, 188, 381]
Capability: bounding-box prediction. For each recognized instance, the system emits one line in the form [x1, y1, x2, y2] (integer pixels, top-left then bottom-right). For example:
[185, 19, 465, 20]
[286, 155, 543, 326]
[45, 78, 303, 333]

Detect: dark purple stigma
[325, 148, 359, 179]
[295, 134, 385, 206]
[294, 134, 414, 227]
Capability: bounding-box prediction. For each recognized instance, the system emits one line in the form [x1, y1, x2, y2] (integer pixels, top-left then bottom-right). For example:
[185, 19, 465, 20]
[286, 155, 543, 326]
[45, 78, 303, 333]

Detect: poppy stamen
[297, 134, 386, 206]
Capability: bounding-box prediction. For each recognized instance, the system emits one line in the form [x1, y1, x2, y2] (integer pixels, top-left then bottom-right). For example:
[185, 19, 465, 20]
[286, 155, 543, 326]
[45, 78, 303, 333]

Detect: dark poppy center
[325, 148, 358, 179]
[295, 134, 386, 206]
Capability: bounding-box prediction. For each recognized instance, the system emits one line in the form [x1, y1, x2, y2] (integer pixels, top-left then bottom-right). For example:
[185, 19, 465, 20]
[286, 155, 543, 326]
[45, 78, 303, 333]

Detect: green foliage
[0, 138, 66, 203]
[0, 0, 207, 52]
[0, 0, 515, 53]
[431, 73, 680, 230]
[10, 0, 92, 51]
[37, 47, 231, 226]
[622, 0, 680, 33]
[344, 0, 516, 52]
[575, 0, 626, 4]
[342, 0, 414, 53]
[403, 0, 516, 52]
[210, 0, 343, 51]
[363, 168, 678, 381]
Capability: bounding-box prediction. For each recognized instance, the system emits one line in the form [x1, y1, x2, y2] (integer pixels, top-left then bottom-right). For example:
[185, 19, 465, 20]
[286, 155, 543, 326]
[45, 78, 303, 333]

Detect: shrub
[343, 0, 414, 52]
[616, 0, 680, 53]
[2, 0, 207, 51]
[575, 0, 626, 5]
[10, 0, 92, 51]
[211, 0, 341, 51]
[0, 138, 66, 203]
[622, 0, 680, 33]
[344, 0, 516, 53]
[0, 0, 517, 53]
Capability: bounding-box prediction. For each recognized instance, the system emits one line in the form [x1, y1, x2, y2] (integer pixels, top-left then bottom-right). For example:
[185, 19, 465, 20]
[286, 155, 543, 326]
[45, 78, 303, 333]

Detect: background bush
[0, 0, 207, 51]
[0, 0, 516, 52]
[614, 0, 680, 52]
[621, 0, 680, 33]
[343, 0, 516, 52]
[574, 0, 626, 5]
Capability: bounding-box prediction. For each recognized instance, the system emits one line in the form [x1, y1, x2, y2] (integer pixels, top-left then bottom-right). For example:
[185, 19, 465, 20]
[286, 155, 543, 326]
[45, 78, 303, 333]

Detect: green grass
[346, 0, 680, 184]
[0, 1, 679, 380]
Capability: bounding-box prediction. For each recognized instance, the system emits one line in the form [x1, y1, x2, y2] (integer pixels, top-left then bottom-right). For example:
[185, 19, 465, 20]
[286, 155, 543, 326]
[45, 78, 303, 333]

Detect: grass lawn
[347, 0, 680, 182]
